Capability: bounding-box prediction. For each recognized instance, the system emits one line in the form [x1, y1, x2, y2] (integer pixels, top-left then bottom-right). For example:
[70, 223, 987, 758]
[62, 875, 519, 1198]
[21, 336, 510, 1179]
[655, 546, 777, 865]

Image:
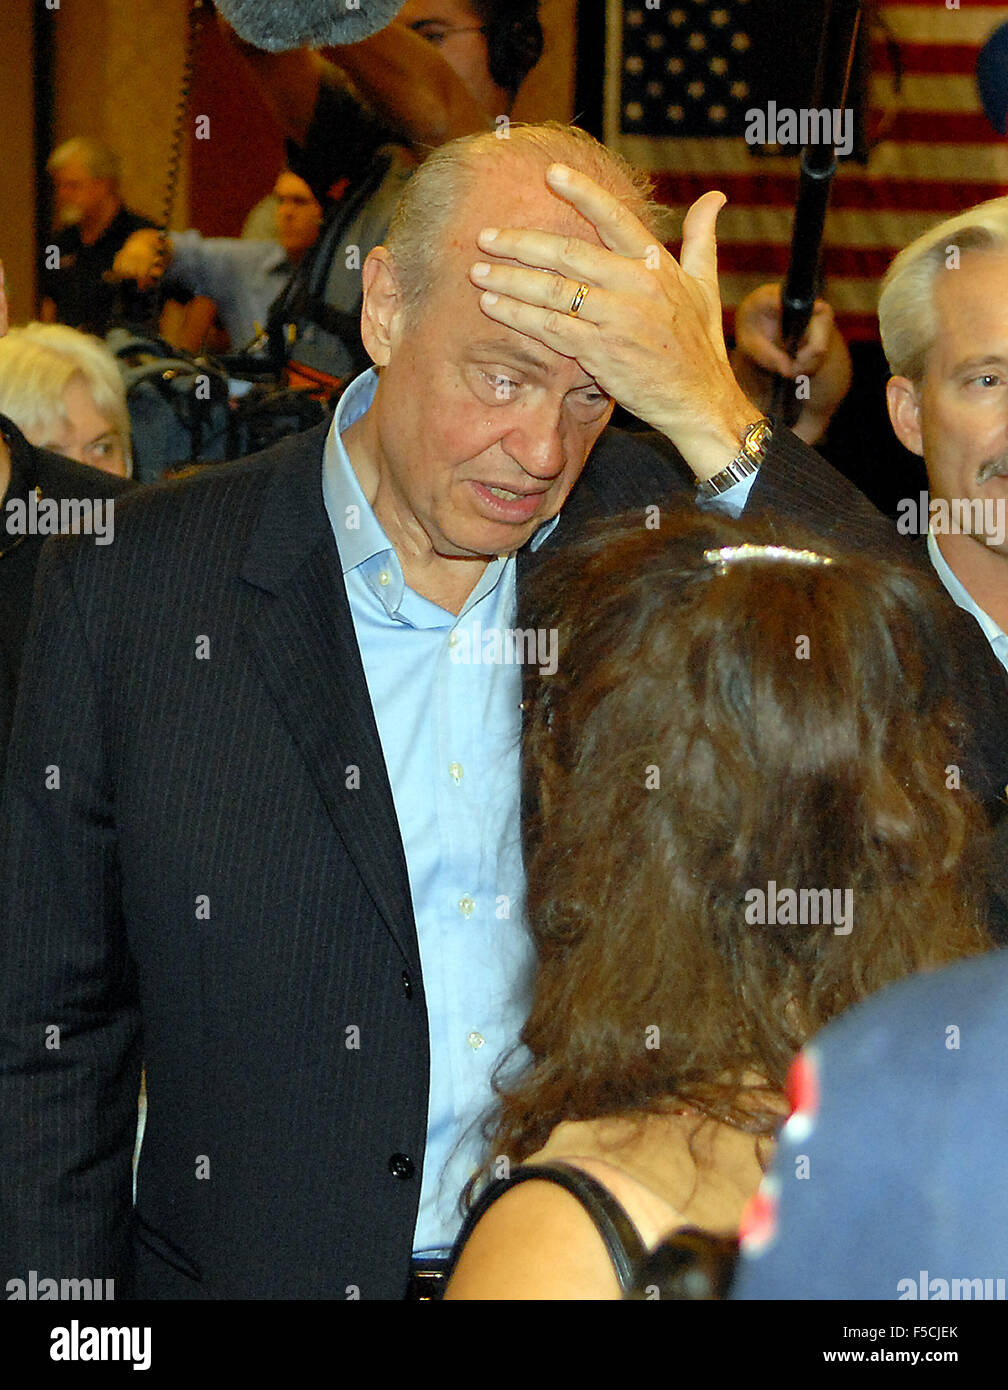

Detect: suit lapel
[237, 427, 418, 969]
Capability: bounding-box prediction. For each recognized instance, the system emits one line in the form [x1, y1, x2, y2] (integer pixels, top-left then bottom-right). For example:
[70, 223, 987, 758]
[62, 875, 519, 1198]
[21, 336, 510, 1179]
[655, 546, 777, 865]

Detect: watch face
[743, 419, 772, 462]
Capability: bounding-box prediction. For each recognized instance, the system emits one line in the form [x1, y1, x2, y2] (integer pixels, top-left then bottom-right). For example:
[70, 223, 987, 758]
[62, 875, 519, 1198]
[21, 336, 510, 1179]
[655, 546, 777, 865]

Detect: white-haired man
[40, 138, 156, 336]
[738, 199, 1008, 680]
[882, 210, 1008, 941]
[880, 198, 1008, 674]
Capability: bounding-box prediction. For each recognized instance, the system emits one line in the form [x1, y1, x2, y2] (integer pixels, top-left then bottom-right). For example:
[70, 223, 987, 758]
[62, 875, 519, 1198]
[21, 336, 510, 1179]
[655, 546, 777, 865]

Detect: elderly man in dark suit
[1, 123, 1003, 1302]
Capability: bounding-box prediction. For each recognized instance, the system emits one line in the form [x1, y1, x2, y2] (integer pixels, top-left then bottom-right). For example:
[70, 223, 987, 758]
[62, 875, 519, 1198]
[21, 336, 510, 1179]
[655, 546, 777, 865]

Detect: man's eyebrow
[85, 430, 117, 446]
[467, 339, 607, 393]
[467, 340, 554, 375]
[953, 354, 1008, 375]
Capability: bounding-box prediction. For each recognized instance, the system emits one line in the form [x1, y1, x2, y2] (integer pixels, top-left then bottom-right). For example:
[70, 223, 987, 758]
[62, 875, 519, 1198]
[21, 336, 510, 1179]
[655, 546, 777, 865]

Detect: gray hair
[383, 121, 673, 321]
[0, 323, 132, 472]
[47, 136, 121, 187]
[878, 196, 1008, 381]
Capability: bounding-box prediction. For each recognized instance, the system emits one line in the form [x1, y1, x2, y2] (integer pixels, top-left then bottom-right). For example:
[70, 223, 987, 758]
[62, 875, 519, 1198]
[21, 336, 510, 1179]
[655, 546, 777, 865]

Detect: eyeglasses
[409, 23, 489, 46]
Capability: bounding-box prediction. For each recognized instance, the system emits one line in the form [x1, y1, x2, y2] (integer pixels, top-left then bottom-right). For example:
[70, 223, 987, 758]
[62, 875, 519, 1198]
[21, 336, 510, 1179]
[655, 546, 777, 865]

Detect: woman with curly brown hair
[444, 506, 993, 1299]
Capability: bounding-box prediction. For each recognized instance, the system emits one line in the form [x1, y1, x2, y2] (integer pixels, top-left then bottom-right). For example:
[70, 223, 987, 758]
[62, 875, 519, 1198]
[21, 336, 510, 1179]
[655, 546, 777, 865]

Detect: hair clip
[704, 543, 834, 575]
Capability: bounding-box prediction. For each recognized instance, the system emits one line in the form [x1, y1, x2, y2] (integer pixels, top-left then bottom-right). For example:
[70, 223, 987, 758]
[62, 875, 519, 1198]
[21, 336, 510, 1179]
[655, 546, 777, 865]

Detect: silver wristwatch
[696, 417, 773, 499]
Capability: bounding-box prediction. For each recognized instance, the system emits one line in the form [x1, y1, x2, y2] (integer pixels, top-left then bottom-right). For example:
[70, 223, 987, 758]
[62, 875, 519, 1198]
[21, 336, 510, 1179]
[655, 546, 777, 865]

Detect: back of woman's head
[500, 507, 989, 1159]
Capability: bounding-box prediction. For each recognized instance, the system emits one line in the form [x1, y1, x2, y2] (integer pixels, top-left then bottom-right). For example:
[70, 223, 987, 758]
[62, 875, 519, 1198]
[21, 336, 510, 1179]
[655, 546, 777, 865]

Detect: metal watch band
[697, 417, 773, 499]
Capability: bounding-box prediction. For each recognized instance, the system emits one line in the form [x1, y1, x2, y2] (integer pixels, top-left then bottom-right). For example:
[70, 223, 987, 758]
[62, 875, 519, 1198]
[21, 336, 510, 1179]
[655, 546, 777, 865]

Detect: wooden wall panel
[0, 0, 39, 324]
[50, 0, 192, 230]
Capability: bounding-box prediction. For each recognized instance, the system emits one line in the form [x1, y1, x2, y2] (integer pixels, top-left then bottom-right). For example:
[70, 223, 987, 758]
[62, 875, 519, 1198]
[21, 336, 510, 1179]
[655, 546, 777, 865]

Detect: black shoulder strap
[448, 1160, 650, 1294]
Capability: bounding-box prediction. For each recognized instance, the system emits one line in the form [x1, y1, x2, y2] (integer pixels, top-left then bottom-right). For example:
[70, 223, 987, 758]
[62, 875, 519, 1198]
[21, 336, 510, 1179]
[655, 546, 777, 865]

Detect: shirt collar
[322, 369, 393, 576]
[927, 527, 1008, 662]
[322, 366, 560, 582]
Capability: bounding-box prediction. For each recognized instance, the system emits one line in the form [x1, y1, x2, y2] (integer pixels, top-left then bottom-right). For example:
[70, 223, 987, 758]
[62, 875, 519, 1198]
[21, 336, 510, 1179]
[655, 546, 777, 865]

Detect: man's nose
[501, 399, 566, 480]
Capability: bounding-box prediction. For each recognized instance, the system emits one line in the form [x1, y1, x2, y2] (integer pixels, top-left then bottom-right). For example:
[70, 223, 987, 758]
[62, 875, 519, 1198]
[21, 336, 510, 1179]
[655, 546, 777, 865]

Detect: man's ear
[360, 247, 404, 367]
[886, 376, 925, 457]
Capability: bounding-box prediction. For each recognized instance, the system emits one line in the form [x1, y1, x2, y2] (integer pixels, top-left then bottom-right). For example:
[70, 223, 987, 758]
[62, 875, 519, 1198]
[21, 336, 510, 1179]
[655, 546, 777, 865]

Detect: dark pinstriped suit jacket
[2, 420, 1005, 1300]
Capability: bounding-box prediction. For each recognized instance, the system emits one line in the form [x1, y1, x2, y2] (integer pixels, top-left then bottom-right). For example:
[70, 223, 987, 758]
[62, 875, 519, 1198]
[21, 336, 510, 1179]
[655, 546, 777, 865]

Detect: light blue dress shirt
[168, 232, 291, 349]
[321, 369, 559, 1255]
[927, 529, 1008, 673]
[707, 468, 758, 516]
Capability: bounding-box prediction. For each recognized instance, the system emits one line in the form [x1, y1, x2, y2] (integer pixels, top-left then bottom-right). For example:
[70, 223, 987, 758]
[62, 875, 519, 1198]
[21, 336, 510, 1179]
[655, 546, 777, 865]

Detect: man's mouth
[470, 480, 547, 522]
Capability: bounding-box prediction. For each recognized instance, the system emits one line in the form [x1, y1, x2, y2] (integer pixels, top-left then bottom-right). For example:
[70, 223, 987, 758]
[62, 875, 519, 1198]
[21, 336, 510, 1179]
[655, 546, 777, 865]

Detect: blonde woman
[0, 322, 132, 476]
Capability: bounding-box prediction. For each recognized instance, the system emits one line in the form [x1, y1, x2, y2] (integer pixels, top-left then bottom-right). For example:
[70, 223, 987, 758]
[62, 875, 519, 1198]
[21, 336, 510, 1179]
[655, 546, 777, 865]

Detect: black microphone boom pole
[773, 0, 863, 424]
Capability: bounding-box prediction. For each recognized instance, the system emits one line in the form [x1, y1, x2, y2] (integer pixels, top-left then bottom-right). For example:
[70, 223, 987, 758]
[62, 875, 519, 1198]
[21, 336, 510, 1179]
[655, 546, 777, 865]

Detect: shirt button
[468, 1031, 485, 1050]
[401, 970, 412, 998]
[448, 761, 463, 784]
[388, 1153, 415, 1180]
[458, 895, 475, 918]
[378, 569, 391, 586]
[448, 630, 460, 647]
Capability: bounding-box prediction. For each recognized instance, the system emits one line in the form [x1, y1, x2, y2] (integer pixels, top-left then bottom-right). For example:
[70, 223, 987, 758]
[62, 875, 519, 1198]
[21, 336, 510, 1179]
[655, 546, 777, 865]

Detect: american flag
[604, 0, 1008, 340]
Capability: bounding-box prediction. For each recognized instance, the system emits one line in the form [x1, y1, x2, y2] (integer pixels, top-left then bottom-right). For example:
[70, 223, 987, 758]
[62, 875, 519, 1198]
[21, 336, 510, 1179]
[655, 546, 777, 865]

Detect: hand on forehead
[455, 164, 609, 263]
[463, 163, 748, 458]
[447, 174, 604, 373]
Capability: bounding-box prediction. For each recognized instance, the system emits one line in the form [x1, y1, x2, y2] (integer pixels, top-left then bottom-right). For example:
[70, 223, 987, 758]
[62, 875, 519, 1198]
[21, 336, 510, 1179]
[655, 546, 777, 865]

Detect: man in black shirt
[39, 137, 155, 336]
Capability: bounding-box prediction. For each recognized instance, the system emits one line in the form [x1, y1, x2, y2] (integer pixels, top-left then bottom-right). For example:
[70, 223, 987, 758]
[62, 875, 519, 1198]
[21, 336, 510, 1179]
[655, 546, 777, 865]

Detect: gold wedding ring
[569, 282, 590, 316]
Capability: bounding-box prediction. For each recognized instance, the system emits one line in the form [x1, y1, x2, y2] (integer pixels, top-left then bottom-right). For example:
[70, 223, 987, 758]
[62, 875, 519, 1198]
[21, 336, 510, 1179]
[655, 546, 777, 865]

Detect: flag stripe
[638, 138, 1007, 183]
[720, 273, 882, 316]
[869, 74, 994, 110]
[653, 172, 1007, 213]
[887, 112, 997, 141]
[872, 41, 984, 75]
[717, 242, 897, 279]
[710, 206, 969, 249]
[883, 0, 1007, 8]
[882, 6, 1008, 44]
